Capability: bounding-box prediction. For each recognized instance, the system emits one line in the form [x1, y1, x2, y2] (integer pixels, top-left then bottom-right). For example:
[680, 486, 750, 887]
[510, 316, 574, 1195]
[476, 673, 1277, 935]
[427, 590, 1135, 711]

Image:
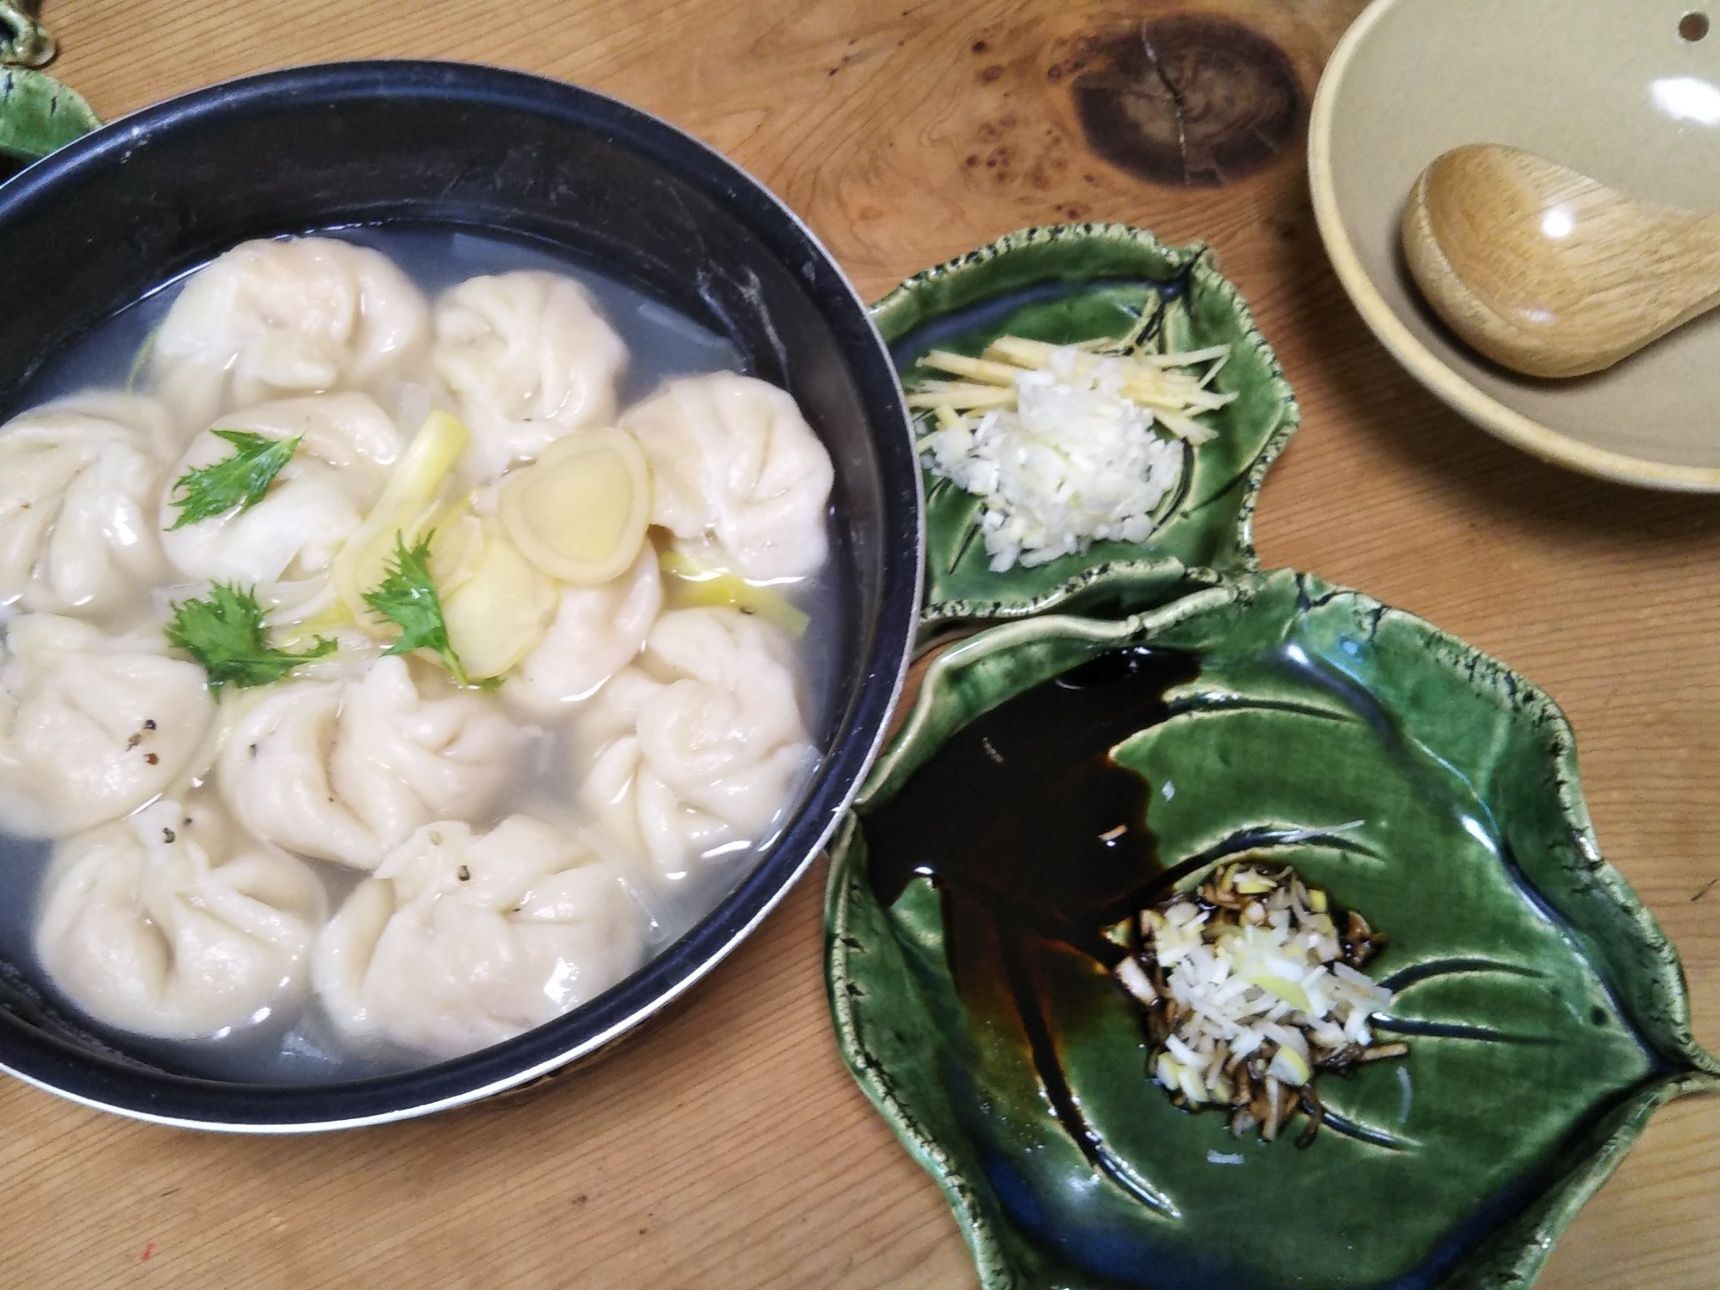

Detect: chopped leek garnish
[659, 548, 810, 638]
[334, 410, 470, 626]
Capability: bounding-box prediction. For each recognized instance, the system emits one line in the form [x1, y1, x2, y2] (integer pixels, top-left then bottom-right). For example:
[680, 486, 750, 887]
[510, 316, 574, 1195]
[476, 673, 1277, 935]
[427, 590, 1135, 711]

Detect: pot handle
[1, 2, 101, 169]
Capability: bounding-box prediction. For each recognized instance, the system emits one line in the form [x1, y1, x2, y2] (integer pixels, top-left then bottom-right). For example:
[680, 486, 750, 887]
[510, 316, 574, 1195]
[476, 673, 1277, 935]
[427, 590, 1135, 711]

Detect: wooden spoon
[1401, 143, 1720, 379]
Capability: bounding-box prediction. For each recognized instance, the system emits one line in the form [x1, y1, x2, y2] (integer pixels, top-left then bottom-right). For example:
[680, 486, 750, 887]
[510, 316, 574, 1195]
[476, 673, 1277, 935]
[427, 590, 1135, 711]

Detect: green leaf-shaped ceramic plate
[870, 224, 1298, 636]
[0, 67, 98, 169]
[826, 567, 1718, 1288]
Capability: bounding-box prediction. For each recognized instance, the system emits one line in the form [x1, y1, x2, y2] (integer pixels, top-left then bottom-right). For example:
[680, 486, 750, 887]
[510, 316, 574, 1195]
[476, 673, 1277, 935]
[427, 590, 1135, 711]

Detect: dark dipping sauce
[862, 644, 1199, 1212]
[856, 635, 1676, 1289]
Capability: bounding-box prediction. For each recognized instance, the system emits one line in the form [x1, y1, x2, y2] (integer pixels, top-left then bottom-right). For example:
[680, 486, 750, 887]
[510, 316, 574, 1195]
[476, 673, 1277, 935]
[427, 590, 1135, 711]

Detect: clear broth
[0, 225, 845, 1082]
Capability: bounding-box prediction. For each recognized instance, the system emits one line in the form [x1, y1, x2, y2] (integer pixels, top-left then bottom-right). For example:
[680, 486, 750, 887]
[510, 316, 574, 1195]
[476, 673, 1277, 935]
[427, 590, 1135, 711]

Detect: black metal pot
[0, 61, 922, 1130]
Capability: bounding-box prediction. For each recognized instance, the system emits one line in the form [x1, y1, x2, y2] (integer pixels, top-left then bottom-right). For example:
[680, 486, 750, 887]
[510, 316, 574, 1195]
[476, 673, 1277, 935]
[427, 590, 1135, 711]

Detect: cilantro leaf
[165, 582, 336, 691]
[167, 430, 301, 530]
[362, 531, 479, 687]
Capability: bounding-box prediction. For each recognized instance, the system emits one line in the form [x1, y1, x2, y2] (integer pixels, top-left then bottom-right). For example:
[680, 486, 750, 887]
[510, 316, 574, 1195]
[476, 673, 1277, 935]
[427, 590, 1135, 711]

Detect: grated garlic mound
[923, 365, 1180, 571]
[907, 335, 1233, 573]
[1115, 862, 1407, 1144]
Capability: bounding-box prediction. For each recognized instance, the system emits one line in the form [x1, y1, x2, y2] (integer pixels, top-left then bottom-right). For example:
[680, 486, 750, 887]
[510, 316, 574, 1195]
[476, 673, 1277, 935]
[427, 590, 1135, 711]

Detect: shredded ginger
[907, 333, 1233, 572]
[1117, 861, 1408, 1145]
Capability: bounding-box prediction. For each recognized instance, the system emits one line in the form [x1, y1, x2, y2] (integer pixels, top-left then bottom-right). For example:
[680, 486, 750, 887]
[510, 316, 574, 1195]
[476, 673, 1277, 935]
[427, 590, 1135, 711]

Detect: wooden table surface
[3, 1, 1717, 1285]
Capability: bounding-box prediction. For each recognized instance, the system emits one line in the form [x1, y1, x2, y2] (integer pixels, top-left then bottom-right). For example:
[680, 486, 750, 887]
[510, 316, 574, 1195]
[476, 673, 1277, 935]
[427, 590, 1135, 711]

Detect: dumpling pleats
[573, 607, 816, 879]
[0, 615, 215, 837]
[431, 270, 627, 480]
[150, 236, 431, 428]
[217, 656, 523, 870]
[36, 799, 324, 1039]
[621, 372, 833, 581]
[313, 816, 645, 1057]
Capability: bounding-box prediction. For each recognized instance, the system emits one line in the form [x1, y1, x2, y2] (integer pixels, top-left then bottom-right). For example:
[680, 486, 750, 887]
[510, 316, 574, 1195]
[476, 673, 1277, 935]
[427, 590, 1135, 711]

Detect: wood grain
[2, 1, 1715, 1286]
[1403, 143, 1720, 380]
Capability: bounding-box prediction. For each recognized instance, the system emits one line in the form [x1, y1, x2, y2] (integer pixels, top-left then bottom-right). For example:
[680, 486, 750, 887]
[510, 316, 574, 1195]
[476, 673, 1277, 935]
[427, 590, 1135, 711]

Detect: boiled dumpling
[35, 798, 323, 1040]
[0, 393, 180, 617]
[159, 393, 402, 586]
[313, 815, 645, 1057]
[151, 236, 430, 427]
[0, 615, 215, 837]
[507, 545, 662, 716]
[431, 270, 627, 479]
[217, 655, 523, 870]
[575, 606, 816, 878]
[619, 372, 833, 580]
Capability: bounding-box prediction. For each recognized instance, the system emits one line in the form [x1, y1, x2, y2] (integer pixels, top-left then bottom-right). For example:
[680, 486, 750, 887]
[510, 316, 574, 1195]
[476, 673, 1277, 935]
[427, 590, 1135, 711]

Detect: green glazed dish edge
[869, 223, 1299, 637]
[826, 567, 1720, 1289]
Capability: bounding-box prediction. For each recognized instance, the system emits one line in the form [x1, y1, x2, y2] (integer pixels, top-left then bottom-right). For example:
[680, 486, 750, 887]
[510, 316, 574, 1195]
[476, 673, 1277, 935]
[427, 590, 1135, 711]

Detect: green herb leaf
[165, 582, 336, 691]
[167, 431, 302, 530]
[362, 531, 478, 687]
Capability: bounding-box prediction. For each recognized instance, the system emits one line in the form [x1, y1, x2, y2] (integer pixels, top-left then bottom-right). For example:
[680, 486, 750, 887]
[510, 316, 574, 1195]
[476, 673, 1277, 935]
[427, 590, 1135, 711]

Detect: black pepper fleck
[162, 827, 176, 844]
[457, 865, 471, 882]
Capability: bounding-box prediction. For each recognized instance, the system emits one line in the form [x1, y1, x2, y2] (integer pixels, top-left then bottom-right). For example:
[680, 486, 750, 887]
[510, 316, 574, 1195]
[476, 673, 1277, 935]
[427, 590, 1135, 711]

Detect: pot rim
[0, 58, 924, 1132]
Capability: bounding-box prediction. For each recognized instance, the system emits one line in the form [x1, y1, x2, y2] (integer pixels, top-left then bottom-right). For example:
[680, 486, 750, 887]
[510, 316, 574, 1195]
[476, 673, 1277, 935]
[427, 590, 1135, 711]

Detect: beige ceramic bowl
[1311, 0, 1720, 489]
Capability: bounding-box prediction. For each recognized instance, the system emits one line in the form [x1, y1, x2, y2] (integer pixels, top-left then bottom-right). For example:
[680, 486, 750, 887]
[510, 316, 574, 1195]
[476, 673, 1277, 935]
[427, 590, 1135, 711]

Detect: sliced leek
[334, 410, 470, 626]
[659, 548, 810, 638]
[374, 410, 470, 518]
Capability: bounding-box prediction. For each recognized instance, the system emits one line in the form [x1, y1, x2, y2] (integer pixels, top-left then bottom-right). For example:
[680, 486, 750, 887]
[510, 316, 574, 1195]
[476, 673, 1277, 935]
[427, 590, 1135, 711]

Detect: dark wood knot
[1071, 15, 1304, 188]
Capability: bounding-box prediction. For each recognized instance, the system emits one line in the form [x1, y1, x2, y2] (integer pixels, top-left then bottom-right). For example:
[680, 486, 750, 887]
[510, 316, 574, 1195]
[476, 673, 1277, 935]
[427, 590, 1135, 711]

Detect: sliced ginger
[439, 517, 557, 680]
[499, 429, 650, 586]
